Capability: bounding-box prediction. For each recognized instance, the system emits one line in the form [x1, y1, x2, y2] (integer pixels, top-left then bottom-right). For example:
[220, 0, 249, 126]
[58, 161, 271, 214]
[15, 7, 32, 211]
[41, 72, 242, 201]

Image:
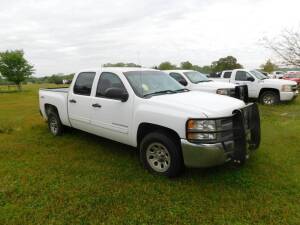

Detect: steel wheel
[49, 116, 59, 135]
[146, 142, 171, 173]
[262, 94, 275, 105]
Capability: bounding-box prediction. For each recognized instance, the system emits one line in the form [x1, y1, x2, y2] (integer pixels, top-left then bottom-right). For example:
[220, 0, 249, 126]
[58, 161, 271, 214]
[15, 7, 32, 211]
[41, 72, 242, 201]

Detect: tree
[158, 61, 177, 70]
[103, 62, 141, 67]
[264, 29, 300, 67]
[180, 61, 193, 69]
[260, 59, 278, 73]
[0, 50, 34, 90]
[211, 56, 243, 73]
[192, 65, 213, 74]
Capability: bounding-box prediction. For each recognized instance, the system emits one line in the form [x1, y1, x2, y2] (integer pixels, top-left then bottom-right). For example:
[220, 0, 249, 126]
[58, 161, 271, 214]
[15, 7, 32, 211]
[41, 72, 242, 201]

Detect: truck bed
[39, 88, 71, 126]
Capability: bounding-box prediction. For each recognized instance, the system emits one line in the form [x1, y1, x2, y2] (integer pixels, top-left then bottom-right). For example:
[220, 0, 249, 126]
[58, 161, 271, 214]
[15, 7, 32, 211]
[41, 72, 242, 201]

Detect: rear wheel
[47, 111, 63, 136]
[260, 91, 279, 105]
[140, 131, 183, 177]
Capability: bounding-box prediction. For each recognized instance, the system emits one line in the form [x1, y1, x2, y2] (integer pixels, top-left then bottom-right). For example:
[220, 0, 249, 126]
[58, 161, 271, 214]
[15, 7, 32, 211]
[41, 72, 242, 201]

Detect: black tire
[260, 91, 279, 105]
[47, 111, 63, 136]
[140, 131, 183, 177]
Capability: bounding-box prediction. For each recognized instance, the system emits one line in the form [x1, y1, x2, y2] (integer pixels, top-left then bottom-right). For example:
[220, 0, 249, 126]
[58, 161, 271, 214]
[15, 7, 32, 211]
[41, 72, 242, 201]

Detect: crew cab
[209, 69, 298, 105]
[165, 70, 248, 102]
[39, 67, 261, 177]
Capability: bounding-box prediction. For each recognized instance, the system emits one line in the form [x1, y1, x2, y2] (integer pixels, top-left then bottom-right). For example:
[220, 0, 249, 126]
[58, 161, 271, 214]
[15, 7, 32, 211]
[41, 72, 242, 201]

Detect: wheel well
[137, 123, 181, 147]
[259, 88, 279, 98]
[44, 104, 59, 118]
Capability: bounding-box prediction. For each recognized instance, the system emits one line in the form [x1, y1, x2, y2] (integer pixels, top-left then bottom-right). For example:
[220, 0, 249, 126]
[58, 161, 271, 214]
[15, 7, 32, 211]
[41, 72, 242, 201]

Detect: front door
[234, 71, 257, 98]
[90, 72, 133, 145]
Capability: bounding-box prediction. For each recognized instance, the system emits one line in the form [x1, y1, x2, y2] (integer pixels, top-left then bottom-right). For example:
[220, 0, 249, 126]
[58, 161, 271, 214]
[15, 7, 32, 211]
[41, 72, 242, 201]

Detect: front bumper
[280, 91, 298, 101]
[181, 103, 260, 168]
[181, 140, 234, 167]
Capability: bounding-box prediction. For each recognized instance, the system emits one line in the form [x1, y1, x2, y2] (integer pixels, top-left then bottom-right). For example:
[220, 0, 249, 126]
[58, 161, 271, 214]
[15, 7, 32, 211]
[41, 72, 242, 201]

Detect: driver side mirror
[104, 88, 129, 102]
[247, 76, 255, 82]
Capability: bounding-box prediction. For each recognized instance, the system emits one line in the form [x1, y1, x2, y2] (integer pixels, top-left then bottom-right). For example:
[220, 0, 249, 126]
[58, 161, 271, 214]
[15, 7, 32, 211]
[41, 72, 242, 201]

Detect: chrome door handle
[92, 103, 101, 108]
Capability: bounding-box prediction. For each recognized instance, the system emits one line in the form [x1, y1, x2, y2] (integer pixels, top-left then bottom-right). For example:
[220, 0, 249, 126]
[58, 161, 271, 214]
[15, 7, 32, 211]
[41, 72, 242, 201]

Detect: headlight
[187, 119, 216, 131]
[282, 85, 292, 92]
[186, 118, 235, 143]
[216, 89, 230, 95]
[187, 119, 217, 141]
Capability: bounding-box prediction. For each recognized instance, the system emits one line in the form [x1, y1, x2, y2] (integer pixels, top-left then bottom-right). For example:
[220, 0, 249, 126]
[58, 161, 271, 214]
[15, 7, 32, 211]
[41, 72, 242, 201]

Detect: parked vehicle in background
[283, 72, 300, 85]
[39, 67, 261, 177]
[165, 70, 248, 102]
[271, 71, 285, 79]
[261, 72, 274, 78]
[209, 69, 298, 105]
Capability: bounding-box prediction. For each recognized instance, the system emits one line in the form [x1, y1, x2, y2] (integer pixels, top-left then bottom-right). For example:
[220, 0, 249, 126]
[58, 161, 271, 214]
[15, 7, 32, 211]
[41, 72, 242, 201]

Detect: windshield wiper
[143, 90, 176, 98]
[195, 80, 212, 83]
[174, 88, 190, 92]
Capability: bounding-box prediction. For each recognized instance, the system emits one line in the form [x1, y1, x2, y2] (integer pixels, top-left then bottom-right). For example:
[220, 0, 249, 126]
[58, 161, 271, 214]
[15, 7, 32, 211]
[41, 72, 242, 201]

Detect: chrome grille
[220, 118, 233, 140]
[229, 88, 236, 97]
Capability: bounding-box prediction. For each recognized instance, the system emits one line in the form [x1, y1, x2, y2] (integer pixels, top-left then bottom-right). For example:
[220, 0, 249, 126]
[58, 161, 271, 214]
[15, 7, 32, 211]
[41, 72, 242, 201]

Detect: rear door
[90, 72, 133, 144]
[68, 72, 96, 131]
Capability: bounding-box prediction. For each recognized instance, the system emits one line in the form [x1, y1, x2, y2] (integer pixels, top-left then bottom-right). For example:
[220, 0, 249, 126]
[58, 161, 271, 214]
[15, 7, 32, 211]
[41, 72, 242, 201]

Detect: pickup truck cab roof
[39, 67, 261, 177]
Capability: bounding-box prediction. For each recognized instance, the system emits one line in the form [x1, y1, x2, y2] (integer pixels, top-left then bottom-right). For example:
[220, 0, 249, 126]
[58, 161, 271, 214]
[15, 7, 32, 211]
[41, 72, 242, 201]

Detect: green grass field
[0, 84, 299, 225]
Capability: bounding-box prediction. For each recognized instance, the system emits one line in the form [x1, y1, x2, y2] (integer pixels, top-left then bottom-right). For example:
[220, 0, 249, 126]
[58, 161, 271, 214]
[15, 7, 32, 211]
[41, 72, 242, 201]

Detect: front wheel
[260, 91, 279, 105]
[140, 132, 183, 177]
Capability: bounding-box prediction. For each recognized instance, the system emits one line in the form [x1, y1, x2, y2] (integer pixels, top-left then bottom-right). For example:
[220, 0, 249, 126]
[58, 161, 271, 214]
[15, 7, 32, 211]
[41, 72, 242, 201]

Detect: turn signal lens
[187, 132, 216, 140]
[187, 120, 216, 131]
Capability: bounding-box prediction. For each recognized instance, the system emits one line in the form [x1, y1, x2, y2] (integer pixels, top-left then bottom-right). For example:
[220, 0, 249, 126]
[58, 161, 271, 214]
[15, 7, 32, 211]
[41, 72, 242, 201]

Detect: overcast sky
[0, 0, 299, 76]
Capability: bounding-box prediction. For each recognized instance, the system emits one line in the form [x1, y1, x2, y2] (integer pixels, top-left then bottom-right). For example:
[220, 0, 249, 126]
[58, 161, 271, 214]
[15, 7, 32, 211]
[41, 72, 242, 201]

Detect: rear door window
[73, 72, 96, 96]
[223, 71, 232, 78]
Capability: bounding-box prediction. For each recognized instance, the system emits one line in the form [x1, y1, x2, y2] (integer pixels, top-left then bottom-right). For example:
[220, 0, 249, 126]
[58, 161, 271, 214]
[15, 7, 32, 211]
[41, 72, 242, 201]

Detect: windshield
[250, 70, 268, 80]
[183, 71, 211, 83]
[123, 70, 185, 98]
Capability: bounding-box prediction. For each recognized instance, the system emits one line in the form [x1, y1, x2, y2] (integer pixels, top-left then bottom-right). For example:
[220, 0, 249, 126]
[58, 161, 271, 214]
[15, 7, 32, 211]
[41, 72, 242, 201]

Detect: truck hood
[147, 91, 245, 118]
[195, 81, 236, 89]
[262, 79, 297, 86]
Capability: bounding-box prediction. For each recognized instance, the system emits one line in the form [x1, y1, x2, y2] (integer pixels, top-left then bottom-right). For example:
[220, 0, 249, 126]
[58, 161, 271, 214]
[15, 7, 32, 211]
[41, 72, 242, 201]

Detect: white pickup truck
[39, 67, 261, 177]
[271, 71, 285, 79]
[164, 70, 248, 102]
[209, 69, 298, 105]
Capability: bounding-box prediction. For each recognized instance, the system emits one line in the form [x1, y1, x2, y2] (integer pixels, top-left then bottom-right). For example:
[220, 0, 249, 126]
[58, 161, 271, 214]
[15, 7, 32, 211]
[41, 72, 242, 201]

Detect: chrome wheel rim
[146, 142, 171, 173]
[49, 117, 58, 134]
[263, 94, 274, 105]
